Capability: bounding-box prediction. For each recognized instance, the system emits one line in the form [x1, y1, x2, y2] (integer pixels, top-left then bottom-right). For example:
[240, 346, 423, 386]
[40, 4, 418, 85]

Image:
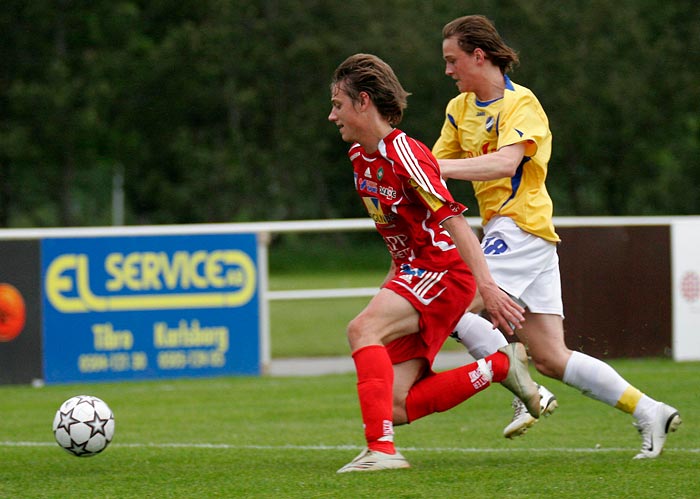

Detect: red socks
[352, 345, 396, 454]
[352, 346, 511, 449]
[405, 350, 509, 422]
[489, 350, 509, 383]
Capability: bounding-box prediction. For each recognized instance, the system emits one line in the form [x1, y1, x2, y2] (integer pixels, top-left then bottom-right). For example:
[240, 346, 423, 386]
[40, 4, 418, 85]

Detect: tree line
[2, 0, 699, 227]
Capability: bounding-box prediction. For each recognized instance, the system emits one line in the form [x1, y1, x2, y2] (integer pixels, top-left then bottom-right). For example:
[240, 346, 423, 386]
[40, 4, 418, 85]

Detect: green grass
[269, 270, 384, 358]
[268, 267, 465, 358]
[1, 358, 698, 498]
[3, 248, 694, 496]
[268, 237, 390, 358]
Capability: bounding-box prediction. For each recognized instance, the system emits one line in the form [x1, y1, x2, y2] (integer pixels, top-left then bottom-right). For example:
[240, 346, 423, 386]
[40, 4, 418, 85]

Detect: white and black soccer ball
[52, 395, 115, 457]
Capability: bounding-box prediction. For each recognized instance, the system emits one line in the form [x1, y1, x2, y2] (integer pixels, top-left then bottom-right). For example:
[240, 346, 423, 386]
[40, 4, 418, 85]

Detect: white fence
[2, 215, 699, 368]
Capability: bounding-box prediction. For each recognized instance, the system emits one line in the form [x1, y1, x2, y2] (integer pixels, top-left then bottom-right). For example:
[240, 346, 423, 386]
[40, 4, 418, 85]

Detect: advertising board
[671, 219, 700, 361]
[41, 233, 259, 383]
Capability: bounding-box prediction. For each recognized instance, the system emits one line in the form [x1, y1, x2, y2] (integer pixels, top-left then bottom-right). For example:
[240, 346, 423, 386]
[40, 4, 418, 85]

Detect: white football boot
[503, 384, 558, 439]
[337, 447, 410, 473]
[498, 343, 541, 419]
[633, 403, 681, 459]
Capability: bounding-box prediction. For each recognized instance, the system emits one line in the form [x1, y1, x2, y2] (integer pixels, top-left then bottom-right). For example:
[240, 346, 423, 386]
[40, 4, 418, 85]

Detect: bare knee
[531, 358, 560, 379]
[530, 350, 571, 380]
[518, 315, 570, 379]
[346, 314, 375, 350]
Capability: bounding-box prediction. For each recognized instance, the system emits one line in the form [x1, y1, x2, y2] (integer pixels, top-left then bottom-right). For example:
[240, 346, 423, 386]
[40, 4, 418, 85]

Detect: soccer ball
[52, 395, 115, 457]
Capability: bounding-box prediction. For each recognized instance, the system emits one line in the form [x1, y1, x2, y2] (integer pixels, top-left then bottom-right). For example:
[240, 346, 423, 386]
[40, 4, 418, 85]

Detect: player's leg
[520, 312, 682, 458]
[451, 310, 558, 438]
[391, 358, 430, 424]
[337, 288, 418, 473]
[400, 342, 541, 424]
[514, 312, 570, 378]
[456, 217, 559, 437]
[452, 311, 508, 358]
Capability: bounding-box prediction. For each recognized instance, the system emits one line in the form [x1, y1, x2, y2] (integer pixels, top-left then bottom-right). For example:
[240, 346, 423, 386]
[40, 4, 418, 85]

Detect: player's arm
[441, 215, 524, 334]
[438, 142, 527, 181]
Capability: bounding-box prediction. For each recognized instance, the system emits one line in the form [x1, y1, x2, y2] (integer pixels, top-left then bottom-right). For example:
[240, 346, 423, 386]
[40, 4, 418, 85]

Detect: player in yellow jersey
[433, 14, 680, 458]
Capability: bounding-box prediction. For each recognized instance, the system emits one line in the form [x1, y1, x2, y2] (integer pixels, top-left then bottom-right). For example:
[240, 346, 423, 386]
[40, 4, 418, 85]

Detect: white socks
[457, 314, 656, 419]
[563, 351, 652, 416]
[452, 312, 508, 359]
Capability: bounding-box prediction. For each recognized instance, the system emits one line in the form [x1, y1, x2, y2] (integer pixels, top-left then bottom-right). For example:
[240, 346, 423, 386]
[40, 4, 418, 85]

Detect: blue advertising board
[41, 233, 259, 384]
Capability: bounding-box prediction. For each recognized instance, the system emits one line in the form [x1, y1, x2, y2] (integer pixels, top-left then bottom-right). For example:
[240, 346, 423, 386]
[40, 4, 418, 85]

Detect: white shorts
[481, 216, 564, 317]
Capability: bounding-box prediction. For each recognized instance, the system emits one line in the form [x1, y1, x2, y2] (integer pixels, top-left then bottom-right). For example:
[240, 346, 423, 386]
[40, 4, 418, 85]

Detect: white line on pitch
[2, 441, 699, 453]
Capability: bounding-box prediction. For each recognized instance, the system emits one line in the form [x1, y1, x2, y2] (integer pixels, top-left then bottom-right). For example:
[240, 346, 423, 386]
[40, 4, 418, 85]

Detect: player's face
[442, 36, 478, 93]
[328, 84, 363, 144]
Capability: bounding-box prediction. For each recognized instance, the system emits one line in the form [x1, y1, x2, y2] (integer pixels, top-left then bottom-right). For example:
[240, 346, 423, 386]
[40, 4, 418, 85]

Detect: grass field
[1, 358, 697, 498]
[268, 235, 388, 358]
[269, 271, 382, 358]
[267, 265, 466, 358]
[2, 247, 696, 497]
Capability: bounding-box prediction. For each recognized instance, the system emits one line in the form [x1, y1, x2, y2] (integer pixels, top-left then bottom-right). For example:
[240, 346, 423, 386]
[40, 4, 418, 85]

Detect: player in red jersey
[329, 53, 539, 473]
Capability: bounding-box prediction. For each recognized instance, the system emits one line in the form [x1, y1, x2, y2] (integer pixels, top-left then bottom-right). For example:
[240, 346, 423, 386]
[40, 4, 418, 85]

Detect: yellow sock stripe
[615, 386, 643, 414]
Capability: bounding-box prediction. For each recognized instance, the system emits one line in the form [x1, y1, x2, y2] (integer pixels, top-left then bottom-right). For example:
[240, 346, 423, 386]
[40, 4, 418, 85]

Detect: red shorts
[384, 263, 475, 366]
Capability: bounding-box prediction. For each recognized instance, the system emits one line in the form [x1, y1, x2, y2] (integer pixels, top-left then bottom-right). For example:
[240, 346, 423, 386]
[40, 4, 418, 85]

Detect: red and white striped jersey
[350, 128, 469, 273]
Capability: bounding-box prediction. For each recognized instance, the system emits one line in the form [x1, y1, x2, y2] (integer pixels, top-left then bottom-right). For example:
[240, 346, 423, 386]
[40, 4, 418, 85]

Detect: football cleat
[498, 343, 541, 419]
[337, 447, 410, 473]
[633, 403, 681, 459]
[504, 384, 558, 439]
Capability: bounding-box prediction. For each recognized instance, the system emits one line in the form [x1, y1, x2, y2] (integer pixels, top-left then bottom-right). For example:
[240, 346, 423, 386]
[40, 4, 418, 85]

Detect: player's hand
[480, 284, 524, 335]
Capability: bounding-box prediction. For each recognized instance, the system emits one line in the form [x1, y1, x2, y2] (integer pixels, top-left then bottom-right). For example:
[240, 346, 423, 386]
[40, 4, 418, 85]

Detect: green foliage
[269, 231, 389, 273]
[0, 359, 698, 497]
[1, 1, 699, 226]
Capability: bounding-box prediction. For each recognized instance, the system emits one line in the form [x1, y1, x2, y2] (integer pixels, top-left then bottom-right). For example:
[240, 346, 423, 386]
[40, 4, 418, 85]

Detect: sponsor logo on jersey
[400, 264, 426, 277]
[379, 185, 397, 200]
[359, 178, 378, 194]
[362, 197, 395, 225]
[448, 202, 462, 213]
[413, 184, 444, 212]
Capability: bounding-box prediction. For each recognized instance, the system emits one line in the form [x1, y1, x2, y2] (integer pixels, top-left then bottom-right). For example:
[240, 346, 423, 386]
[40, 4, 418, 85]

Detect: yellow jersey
[433, 76, 559, 243]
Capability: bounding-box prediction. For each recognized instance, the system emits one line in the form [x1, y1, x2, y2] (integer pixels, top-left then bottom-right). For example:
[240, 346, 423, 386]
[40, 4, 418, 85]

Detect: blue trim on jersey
[476, 76, 515, 107]
[448, 113, 457, 129]
[476, 96, 502, 107]
[504, 74, 515, 91]
[499, 158, 526, 210]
